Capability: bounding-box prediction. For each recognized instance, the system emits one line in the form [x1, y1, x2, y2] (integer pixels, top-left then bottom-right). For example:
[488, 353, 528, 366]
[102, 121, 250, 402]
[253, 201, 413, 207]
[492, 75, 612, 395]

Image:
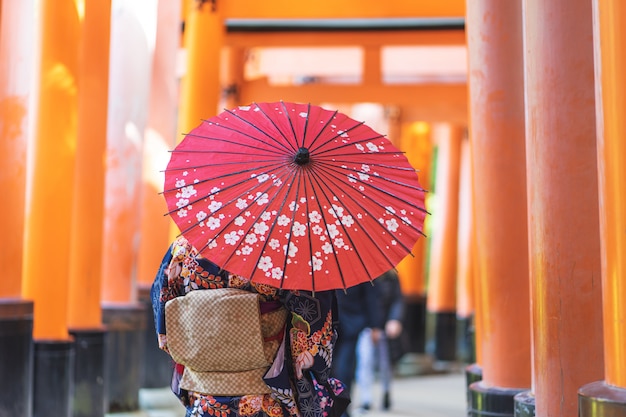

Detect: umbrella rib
[309, 166, 413, 270]
[163, 157, 289, 173]
[305, 109, 339, 151]
[276, 168, 307, 291]
[301, 103, 311, 149]
[246, 103, 299, 154]
[302, 166, 375, 284]
[299, 170, 320, 293]
[207, 165, 299, 284]
[164, 163, 287, 224]
[213, 109, 295, 155]
[313, 162, 426, 249]
[280, 101, 303, 151]
[308, 118, 366, 154]
[162, 160, 286, 196]
[191, 164, 297, 263]
[311, 133, 388, 156]
[317, 156, 421, 177]
[177, 132, 293, 157]
[315, 159, 428, 196]
[313, 159, 429, 216]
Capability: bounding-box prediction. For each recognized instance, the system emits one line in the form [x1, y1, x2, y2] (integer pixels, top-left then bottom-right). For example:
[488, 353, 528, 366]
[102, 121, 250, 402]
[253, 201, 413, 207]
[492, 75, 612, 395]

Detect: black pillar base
[433, 311, 457, 362]
[33, 340, 75, 417]
[468, 381, 527, 417]
[465, 363, 482, 387]
[457, 315, 475, 363]
[69, 328, 107, 417]
[0, 299, 34, 417]
[402, 294, 427, 354]
[513, 390, 535, 417]
[465, 364, 482, 411]
[579, 380, 626, 417]
[138, 286, 174, 388]
[102, 304, 146, 413]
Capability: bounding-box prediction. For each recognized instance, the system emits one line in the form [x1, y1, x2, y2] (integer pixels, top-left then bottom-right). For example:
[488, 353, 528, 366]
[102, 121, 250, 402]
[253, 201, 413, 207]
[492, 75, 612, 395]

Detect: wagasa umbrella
[163, 101, 427, 291]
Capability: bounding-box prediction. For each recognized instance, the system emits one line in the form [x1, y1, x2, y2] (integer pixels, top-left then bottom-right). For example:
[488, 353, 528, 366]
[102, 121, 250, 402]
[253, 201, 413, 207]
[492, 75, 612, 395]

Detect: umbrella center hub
[295, 147, 310, 166]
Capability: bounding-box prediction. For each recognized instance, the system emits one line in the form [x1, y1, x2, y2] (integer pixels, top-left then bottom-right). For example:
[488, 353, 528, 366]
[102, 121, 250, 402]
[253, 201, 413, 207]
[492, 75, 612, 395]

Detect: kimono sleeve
[150, 244, 175, 337]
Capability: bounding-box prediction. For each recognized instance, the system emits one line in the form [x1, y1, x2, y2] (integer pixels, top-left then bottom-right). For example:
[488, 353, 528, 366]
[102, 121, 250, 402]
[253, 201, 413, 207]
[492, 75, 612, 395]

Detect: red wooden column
[455, 137, 474, 363]
[22, 1, 80, 415]
[136, 0, 182, 389]
[465, 1, 532, 416]
[0, 1, 37, 414]
[578, 1, 626, 413]
[177, 0, 224, 135]
[100, 0, 158, 411]
[395, 121, 432, 364]
[426, 123, 463, 365]
[523, 0, 604, 416]
[66, 2, 111, 416]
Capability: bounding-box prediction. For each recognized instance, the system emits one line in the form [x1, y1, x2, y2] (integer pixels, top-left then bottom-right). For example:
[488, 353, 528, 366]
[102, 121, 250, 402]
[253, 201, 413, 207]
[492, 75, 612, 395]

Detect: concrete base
[102, 304, 147, 413]
[579, 380, 626, 417]
[514, 390, 535, 417]
[468, 380, 527, 417]
[33, 340, 75, 417]
[69, 328, 108, 417]
[0, 299, 34, 417]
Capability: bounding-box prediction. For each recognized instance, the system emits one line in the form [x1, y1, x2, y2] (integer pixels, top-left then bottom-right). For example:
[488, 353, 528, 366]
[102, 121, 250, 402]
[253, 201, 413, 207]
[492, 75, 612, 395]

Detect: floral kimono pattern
[151, 237, 350, 417]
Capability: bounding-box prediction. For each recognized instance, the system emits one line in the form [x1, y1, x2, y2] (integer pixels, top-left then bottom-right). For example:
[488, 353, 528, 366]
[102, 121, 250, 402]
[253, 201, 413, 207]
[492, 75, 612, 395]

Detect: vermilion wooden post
[170, 0, 224, 242]
[0, 1, 37, 414]
[465, 2, 532, 416]
[579, 1, 626, 413]
[66, 2, 111, 416]
[137, 0, 181, 289]
[177, 0, 223, 135]
[456, 137, 474, 363]
[395, 121, 432, 362]
[67, 0, 111, 331]
[523, 0, 604, 416]
[100, 1, 158, 412]
[426, 123, 463, 364]
[22, 0, 79, 342]
[22, 1, 79, 415]
[137, 0, 182, 389]
[220, 46, 245, 110]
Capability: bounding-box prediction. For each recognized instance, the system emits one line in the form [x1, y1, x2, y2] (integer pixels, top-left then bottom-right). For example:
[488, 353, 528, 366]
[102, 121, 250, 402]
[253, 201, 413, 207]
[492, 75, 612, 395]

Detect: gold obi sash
[165, 288, 287, 396]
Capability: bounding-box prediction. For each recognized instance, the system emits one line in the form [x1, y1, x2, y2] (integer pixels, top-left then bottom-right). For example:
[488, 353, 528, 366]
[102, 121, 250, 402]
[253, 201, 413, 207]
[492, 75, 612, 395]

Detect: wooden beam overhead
[220, 0, 466, 19]
[224, 28, 466, 47]
[237, 78, 468, 124]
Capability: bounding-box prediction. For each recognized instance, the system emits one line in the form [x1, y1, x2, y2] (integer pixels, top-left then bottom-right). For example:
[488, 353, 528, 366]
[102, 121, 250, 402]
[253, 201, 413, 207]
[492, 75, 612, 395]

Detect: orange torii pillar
[137, 0, 182, 389]
[455, 136, 474, 364]
[170, 0, 224, 242]
[100, 0, 158, 412]
[521, 1, 604, 416]
[65, 1, 111, 416]
[21, 1, 79, 415]
[579, 1, 626, 414]
[0, 0, 37, 414]
[220, 45, 245, 110]
[426, 123, 463, 364]
[178, 0, 223, 134]
[465, 2, 532, 416]
[395, 121, 432, 369]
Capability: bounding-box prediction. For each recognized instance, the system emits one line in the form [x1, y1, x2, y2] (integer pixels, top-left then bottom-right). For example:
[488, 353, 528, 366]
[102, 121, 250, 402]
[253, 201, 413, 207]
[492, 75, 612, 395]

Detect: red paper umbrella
[163, 101, 427, 291]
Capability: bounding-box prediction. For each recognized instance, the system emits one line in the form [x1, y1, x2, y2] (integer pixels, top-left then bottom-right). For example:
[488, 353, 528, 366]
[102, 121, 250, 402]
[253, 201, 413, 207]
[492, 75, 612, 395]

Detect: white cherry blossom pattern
[163, 101, 427, 291]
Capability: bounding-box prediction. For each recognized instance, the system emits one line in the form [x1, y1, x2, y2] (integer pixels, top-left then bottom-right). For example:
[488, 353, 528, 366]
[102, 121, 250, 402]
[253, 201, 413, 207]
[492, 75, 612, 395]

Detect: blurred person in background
[355, 268, 404, 412]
